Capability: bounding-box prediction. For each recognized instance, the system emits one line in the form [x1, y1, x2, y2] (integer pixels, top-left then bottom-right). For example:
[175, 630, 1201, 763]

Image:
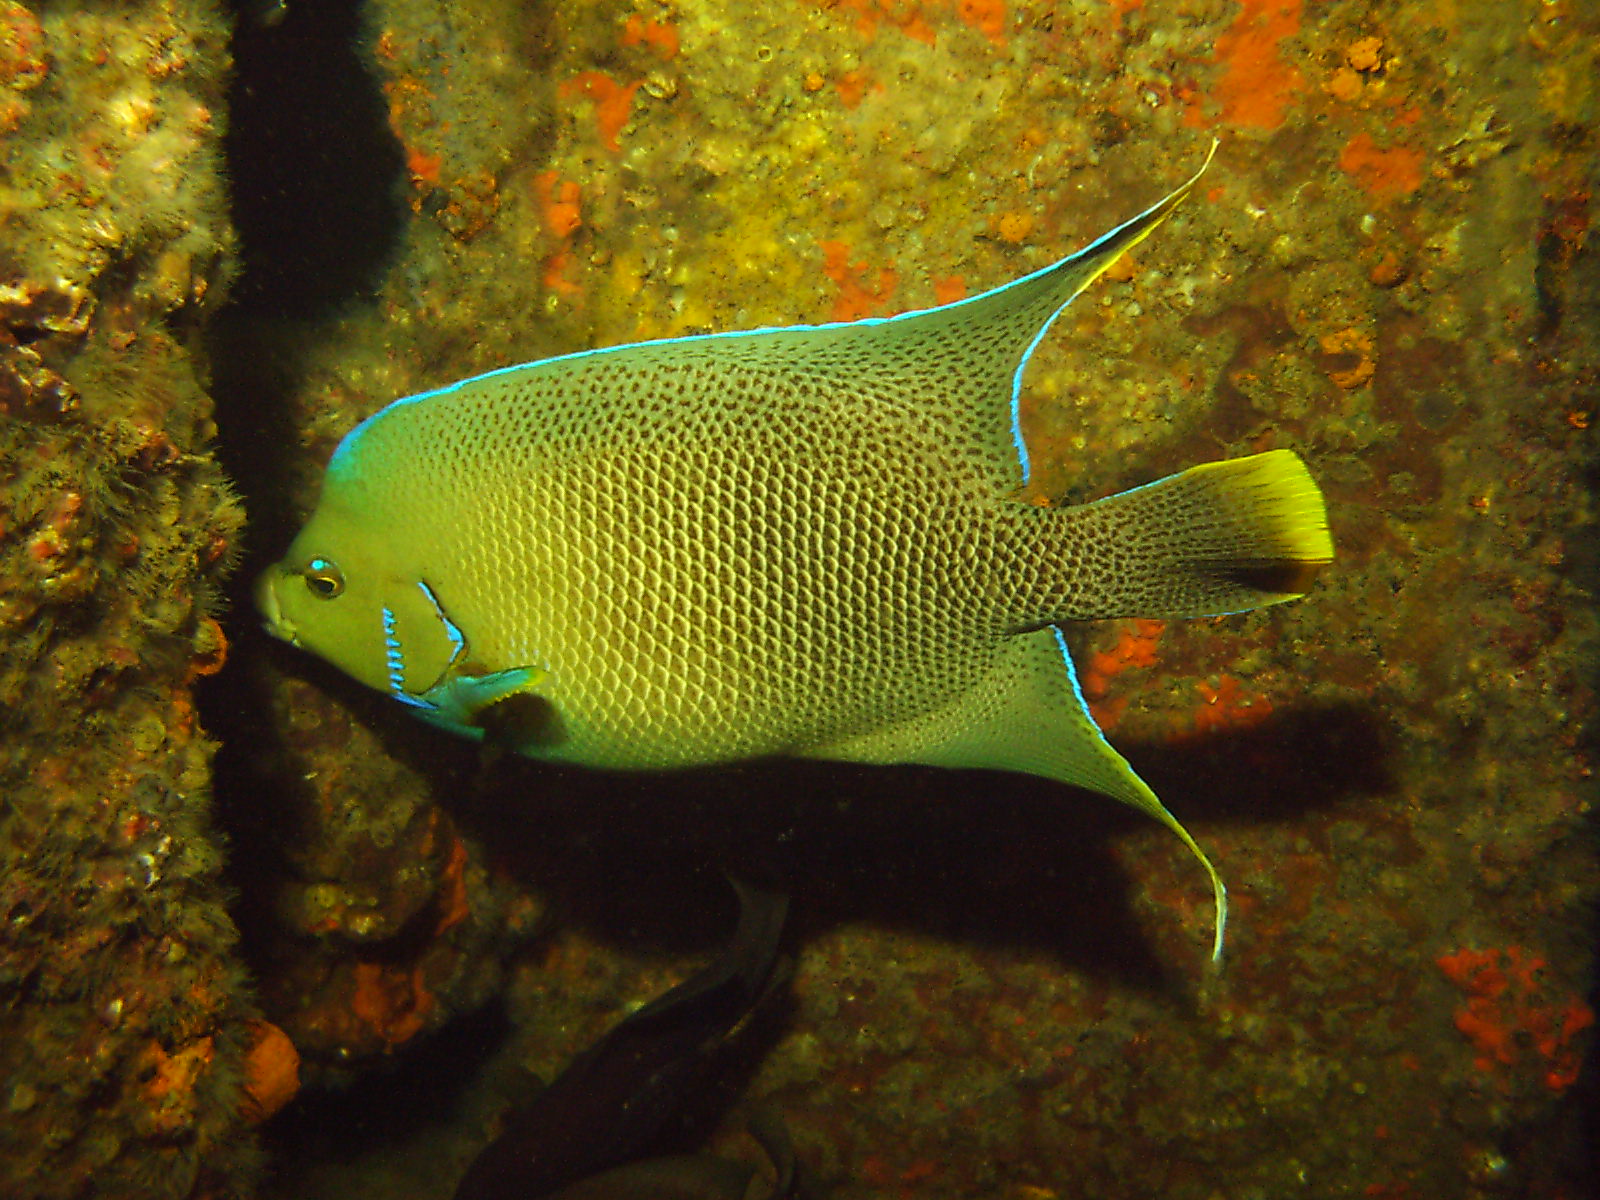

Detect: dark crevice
[206, 0, 409, 573]
[222, 0, 405, 318]
[200, 0, 413, 1086]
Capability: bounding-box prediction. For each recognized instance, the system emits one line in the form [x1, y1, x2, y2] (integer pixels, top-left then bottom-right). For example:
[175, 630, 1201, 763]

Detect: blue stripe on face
[381, 586, 469, 711]
[415, 580, 466, 669]
[382, 605, 406, 698]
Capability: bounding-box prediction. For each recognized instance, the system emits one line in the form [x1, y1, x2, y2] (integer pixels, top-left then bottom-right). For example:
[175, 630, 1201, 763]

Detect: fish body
[258, 147, 1333, 956]
[454, 877, 791, 1200]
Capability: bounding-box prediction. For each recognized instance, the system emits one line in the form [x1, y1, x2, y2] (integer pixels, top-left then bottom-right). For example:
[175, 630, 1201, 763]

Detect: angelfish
[257, 146, 1333, 958]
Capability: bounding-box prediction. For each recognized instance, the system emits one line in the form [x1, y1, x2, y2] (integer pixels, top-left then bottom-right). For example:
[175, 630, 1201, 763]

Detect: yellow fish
[257, 147, 1332, 958]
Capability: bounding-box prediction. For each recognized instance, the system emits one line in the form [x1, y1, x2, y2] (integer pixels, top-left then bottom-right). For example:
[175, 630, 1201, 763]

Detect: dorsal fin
[345, 145, 1217, 495]
[823, 142, 1218, 488]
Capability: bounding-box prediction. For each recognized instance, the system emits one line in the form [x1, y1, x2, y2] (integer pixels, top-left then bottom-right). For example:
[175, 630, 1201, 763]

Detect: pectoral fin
[377, 578, 559, 750]
[408, 665, 557, 748]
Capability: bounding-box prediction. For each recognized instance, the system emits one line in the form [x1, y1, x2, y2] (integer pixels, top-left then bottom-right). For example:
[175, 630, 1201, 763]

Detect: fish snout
[254, 567, 298, 645]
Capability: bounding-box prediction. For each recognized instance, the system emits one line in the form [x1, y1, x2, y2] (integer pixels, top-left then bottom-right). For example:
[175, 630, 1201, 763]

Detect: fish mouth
[254, 568, 299, 646]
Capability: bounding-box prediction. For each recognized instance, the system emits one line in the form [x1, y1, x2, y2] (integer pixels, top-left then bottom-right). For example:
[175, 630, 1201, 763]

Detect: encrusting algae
[241, 0, 1600, 1195]
[0, 1, 260, 1197]
[0, 0, 1577, 1195]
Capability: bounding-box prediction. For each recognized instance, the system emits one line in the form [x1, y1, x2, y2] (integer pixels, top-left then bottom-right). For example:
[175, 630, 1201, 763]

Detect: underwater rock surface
[0, 2, 257, 1197]
[229, 2, 1598, 1195]
[227, 0, 1598, 1195]
[4, 0, 1594, 1197]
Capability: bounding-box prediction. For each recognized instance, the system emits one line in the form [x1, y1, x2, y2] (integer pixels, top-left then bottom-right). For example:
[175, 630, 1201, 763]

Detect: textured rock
[196, 0, 1600, 1196]
[0, 2, 256, 1197]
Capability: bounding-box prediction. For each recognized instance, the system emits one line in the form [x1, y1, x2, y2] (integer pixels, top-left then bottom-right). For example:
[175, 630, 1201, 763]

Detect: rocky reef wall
[1, 1, 1595, 1198]
[224, 1, 1600, 1195]
[0, 2, 266, 1197]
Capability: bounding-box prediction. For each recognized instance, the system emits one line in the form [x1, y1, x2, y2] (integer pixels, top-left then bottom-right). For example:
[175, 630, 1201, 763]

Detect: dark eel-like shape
[454, 876, 792, 1200]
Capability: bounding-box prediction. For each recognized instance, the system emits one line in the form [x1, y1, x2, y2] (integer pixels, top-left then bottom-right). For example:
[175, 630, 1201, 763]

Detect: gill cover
[380, 579, 467, 703]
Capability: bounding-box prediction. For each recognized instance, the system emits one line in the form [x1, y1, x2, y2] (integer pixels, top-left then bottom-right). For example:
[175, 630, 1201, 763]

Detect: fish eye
[303, 557, 345, 599]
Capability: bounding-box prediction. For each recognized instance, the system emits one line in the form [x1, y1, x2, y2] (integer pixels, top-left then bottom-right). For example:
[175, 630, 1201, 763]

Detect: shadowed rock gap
[222, 0, 404, 318]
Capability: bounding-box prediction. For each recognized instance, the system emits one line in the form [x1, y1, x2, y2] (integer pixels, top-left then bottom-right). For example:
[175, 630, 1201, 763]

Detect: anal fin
[812, 628, 1227, 959]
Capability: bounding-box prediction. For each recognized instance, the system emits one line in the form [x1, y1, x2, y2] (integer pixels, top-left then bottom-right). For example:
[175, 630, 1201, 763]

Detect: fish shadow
[210, 633, 1393, 1000]
[445, 699, 1395, 1002]
[1132, 701, 1397, 825]
[208, 651, 1393, 1188]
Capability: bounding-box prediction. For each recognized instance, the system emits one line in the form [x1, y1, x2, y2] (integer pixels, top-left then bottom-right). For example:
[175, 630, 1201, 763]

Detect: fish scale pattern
[271, 150, 1324, 780]
[303, 309, 1324, 777]
[346, 341, 1025, 769]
